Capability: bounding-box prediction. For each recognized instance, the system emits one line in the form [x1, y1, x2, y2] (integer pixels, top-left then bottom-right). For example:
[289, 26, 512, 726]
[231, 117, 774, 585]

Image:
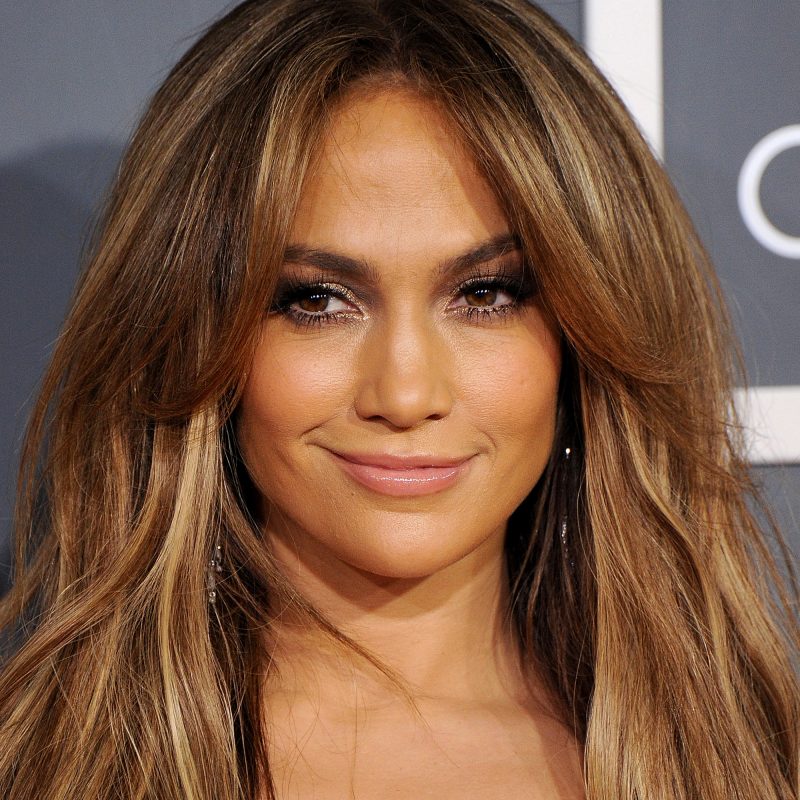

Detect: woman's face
[238, 88, 561, 580]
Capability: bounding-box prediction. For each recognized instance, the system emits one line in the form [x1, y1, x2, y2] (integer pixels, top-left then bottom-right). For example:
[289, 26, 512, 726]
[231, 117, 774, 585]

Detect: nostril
[361, 407, 446, 431]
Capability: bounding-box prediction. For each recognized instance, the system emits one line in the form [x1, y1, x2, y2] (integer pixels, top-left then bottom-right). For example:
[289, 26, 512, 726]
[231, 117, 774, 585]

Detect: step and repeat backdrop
[1, 1, 797, 593]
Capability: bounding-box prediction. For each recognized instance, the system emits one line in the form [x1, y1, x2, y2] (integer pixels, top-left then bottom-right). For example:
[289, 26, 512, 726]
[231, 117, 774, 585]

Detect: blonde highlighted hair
[1, 1, 798, 797]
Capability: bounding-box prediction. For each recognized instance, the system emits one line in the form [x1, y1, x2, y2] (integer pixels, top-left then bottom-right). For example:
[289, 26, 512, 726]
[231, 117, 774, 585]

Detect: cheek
[240, 331, 353, 441]
[458, 316, 561, 449]
[236, 331, 356, 512]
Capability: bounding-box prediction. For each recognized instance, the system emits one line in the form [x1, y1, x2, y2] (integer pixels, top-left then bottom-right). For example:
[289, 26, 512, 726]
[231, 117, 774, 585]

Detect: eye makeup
[269, 271, 362, 329]
[269, 259, 538, 330]
[448, 264, 537, 323]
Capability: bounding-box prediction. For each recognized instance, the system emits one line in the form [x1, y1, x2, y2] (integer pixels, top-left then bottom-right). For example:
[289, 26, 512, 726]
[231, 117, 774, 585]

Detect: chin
[317, 517, 507, 582]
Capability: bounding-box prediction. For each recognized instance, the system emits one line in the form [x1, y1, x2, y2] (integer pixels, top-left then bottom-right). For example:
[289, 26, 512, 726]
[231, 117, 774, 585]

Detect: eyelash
[269, 269, 536, 329]
[269, 279, 359, 329]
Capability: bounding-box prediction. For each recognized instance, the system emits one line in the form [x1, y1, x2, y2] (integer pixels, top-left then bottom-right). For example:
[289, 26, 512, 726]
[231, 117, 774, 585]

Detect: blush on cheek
[480, 336, 560, 498]
[462, 326, 560, 425]
[244, 334, 356, 437]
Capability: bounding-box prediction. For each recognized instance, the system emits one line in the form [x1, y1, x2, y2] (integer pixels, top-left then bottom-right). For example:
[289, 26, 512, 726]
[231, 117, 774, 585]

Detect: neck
[264, 522, 526, 704]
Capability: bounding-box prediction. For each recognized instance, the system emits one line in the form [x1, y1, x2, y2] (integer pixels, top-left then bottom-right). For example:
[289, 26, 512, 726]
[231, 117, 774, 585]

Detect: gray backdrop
[1, 1, 797, 594]
[662, 1, 800, 562]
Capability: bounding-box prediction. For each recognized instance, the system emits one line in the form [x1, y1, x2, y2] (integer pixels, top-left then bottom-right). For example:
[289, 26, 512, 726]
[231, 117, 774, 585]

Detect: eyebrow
[282, 232, 521, 283]
[440, 233, 521, 279]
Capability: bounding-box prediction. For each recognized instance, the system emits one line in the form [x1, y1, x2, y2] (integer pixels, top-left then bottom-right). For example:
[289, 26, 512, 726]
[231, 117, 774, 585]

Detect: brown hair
[1, 1, 797, 798]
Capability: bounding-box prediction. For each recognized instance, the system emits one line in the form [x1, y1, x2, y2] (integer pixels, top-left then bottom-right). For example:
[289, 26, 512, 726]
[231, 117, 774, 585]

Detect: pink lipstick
[327, 450, 473, 497]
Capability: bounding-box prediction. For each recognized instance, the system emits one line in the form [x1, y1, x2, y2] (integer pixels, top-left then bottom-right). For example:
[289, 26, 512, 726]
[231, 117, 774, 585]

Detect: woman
[0, 0, 797, 798]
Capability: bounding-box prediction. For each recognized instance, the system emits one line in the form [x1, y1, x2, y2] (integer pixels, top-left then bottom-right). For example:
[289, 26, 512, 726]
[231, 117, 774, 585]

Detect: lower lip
[329, 453, 472, 497]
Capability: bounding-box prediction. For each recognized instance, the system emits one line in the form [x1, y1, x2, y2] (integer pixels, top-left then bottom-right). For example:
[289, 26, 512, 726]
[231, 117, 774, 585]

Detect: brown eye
[297, 293, 331, 313]
[464, 287, 498, 307]
[272, 282, 355, 323]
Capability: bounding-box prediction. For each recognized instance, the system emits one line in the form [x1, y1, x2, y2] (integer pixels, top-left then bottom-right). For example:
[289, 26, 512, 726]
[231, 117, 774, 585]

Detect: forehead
[320, 88, 466, 191]
[289, 87, 510, 263]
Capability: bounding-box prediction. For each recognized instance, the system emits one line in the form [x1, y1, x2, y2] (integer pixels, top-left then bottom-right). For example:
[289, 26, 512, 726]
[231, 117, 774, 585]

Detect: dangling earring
[560, 447, 574, 569]
[207, 539, 222, 604]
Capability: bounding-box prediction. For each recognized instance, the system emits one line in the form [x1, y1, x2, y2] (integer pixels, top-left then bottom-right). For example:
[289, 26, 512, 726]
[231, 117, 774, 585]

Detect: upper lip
[327, 450, 473, 469]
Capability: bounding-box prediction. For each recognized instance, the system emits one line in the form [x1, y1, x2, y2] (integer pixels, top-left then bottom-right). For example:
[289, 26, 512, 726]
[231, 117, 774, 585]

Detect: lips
[326, 449, 474, 497]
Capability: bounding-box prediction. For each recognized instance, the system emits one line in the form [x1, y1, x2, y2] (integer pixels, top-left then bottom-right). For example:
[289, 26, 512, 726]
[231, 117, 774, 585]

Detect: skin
[238, 87, 583, 799]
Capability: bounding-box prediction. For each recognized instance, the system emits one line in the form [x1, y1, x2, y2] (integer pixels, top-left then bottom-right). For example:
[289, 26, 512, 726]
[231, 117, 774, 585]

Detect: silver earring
[560, 448, 571, 545]
[207, 540, 222, 604]
[560, 447, 573, 568]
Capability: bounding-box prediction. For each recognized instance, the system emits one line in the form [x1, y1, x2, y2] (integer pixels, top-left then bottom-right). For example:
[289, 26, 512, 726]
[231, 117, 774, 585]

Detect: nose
[353, 312, 453, 429]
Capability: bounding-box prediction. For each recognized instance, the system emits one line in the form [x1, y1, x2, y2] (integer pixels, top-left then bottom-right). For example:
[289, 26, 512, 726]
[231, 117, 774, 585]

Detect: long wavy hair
[1, 1, 797, 797]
